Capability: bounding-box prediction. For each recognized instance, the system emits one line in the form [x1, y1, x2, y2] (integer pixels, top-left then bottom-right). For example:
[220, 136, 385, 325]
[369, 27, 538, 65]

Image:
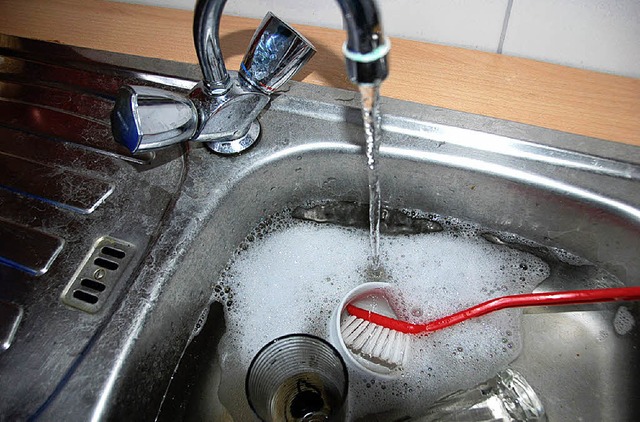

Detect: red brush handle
[346, 286, 640, 335]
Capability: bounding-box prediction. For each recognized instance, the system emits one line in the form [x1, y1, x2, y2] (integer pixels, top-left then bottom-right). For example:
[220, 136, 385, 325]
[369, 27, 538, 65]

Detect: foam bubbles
[614, 306, 636, 335]
[213, 211, 550, 420]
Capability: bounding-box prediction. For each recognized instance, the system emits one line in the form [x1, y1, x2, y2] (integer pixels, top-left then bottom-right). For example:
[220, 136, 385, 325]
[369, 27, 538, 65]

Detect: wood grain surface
[0, 0, 638, 146]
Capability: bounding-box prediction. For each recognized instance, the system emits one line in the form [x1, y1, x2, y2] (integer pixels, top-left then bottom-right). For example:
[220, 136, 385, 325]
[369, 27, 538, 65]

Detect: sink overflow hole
[80, 278, 106, 292]
[72, 290, 99, 305]
[101, 246, 126, 259]
[94, 257, 119, 271]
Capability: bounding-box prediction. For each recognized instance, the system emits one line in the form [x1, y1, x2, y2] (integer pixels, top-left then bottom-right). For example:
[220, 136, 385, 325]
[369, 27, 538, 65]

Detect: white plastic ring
[342, 37, 391, 63]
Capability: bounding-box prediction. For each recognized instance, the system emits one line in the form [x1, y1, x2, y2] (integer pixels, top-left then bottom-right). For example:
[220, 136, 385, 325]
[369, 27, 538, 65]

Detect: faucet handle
[240, 12, 316, 94]
[111, 86, 198, 154]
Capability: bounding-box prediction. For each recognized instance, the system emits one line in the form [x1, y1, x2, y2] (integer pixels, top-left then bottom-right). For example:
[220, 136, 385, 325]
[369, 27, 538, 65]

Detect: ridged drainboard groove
[0, 218, 64, 275]
[61, 237, 135, 313]
[0, 152, 114, 214]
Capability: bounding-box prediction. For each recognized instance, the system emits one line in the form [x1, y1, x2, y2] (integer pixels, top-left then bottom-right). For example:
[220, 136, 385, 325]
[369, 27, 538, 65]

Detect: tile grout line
[497, 0, 514, 54]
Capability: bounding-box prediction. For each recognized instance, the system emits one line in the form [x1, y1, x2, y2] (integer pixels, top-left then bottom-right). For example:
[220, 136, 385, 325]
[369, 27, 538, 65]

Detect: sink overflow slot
[101, 246, 126, 259]
[73, 290, 99, 305]
[81, 278, 106, 292]
[61, 236, 135, 313]
[94, 257, 119, 271]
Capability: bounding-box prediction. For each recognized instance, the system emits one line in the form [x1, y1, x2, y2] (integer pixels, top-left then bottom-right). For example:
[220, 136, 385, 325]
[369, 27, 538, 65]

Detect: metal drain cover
[61, 236, 135, 313]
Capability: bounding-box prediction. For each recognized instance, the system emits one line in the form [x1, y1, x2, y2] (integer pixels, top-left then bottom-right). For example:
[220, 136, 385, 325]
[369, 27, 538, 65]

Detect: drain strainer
[61, 236, 135, 313]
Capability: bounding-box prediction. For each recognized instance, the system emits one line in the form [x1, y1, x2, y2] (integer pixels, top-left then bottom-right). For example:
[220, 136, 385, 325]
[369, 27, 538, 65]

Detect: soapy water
[211, 209, 552, 420]
[614, 306, 636, 335]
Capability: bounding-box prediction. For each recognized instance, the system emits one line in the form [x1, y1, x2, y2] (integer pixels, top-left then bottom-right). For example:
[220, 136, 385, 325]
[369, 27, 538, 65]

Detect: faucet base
[205, 121, 261, 155]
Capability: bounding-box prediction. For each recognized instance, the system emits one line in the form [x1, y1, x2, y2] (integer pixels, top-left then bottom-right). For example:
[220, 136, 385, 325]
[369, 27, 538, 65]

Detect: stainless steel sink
[0, 36, 639, 421]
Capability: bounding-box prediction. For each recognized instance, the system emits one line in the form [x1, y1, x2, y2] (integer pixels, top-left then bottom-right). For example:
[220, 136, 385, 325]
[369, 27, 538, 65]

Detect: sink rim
[14, 38, 638, 421]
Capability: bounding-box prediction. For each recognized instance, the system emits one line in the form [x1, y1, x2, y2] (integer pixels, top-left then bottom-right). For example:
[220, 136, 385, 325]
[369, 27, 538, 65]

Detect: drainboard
[0, 36, 187, 419]
[1, 36, 639, 421]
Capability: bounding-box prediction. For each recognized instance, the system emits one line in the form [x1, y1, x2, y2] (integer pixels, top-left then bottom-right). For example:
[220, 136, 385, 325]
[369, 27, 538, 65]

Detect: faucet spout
[335, 0, 390, 84]
[193, 0, 233, 94]
[194, 0, 389, 88]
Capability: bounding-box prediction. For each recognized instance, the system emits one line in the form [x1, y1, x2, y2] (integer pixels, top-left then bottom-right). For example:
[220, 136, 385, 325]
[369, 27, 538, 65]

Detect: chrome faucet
[111, 0, 389, 155]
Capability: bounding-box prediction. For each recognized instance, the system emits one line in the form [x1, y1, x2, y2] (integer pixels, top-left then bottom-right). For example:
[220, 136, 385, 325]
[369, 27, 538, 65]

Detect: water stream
[359, 84, 383, 275]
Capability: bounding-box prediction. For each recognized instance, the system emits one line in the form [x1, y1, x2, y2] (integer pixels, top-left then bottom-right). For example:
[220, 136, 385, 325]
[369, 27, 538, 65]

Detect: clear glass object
[245, 333, 349, 422]
[414, 368, 547, 422]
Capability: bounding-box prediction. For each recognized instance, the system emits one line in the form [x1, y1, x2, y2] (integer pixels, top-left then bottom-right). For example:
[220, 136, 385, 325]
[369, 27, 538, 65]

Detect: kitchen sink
[0, 35, 639, 421]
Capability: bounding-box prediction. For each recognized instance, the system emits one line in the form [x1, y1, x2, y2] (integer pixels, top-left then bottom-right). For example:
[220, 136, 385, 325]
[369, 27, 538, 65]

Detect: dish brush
[342, 286, 640, 368]
[340, 292, 410, 370]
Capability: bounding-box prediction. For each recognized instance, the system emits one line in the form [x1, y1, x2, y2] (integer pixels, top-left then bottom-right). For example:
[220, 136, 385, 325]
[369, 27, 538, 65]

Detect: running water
[359, 83, 383, 275]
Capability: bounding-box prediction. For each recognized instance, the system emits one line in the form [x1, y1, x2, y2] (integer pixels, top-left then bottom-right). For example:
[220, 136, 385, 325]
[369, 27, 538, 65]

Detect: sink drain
[61, 236, 135, 313]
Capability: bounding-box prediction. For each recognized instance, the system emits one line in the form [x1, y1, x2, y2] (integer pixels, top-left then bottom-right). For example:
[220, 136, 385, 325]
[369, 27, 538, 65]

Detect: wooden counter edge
[0, 0, 638, 146]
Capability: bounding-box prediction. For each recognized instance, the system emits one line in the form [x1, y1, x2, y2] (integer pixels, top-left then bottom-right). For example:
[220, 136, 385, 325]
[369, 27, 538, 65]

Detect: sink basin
[0, 36, 639, 421]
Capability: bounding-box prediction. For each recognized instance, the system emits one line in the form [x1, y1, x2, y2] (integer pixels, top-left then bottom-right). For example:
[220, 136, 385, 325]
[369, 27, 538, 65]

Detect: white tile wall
[225, 0, 510, 52]
[377, 0, 508, 51]
[113, 0, 640, 78]
[115, 0, 344, 28]
[117, 0, 508, 51]
[222, 0, 344, 29]
[503, 0, 640, 78]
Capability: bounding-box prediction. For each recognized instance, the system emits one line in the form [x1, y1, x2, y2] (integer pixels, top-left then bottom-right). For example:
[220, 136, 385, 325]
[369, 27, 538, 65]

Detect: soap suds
[614, 306, 635, 335]
[212, 211, 550, 420]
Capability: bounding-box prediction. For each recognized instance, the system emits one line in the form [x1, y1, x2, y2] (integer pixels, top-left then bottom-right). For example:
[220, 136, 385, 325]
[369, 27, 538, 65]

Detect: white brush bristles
[340, 315, 410, 368]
